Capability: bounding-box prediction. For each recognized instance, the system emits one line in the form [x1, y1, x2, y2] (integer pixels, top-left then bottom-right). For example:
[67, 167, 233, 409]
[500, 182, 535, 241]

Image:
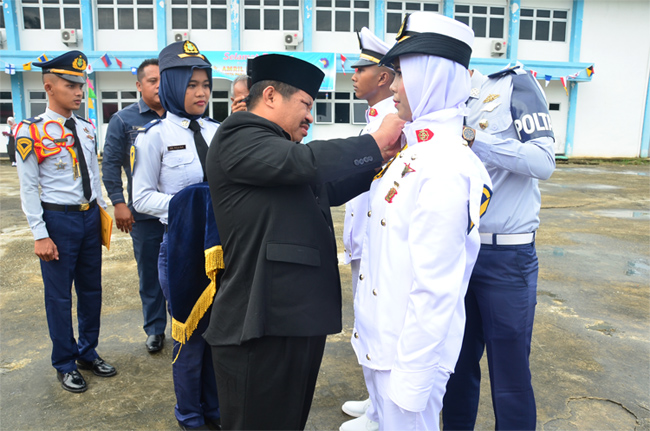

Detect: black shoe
[57, 370, 87, 393]
[178, 422, 211, 430]
[205, 418, 222, 430]
[146, 334, 165, 353]
[76, 357, 117, 377]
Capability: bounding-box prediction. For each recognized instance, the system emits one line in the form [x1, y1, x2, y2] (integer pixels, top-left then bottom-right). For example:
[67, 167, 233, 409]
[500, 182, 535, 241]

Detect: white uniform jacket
[132, 113, 219, 225]
[343, 97, 397, 264]
[352, 115, 492, 413]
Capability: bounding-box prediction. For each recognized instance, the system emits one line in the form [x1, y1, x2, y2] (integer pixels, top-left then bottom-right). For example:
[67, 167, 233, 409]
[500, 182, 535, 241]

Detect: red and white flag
[340, 54, 347, 75]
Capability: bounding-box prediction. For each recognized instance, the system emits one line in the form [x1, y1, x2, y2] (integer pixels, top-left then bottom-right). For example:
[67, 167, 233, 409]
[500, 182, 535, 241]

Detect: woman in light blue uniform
[132, 40, 220, 431]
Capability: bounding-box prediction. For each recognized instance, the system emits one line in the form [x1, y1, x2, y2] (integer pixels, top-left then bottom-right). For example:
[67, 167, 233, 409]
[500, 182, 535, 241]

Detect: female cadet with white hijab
[350, 12, 492, 431]
[132, 40, 220, 430]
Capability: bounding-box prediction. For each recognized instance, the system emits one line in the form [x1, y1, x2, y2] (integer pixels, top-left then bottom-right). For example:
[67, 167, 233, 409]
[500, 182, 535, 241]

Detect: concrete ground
[0, 161, 648, 431]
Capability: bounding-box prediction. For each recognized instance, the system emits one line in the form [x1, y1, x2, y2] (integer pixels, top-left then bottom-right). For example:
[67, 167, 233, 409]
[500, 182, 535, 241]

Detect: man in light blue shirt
[443, 66, 555, 430]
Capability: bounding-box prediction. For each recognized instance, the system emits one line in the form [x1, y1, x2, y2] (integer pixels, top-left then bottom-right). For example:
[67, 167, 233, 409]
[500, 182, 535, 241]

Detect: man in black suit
[204, 54, 404, 430]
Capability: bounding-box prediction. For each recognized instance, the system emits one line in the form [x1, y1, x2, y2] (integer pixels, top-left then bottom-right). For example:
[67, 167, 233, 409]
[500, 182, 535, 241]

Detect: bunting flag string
[560, 76, 569, 95]
[545, 75, 552, 87]
[114, 56, 123, 68]
[4, 64, 16, 75]
[100, 53, 112, 68]
[529, 69, 538, 78]
[586, 65, 595, 77]
[340, 54, 347, 75]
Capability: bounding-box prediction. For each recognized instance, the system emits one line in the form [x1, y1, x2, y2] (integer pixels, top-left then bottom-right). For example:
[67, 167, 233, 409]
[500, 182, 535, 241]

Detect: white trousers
[363, 366, 451, 431]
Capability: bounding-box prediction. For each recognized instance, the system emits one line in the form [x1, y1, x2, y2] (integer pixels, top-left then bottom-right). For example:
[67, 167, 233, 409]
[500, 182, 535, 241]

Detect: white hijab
[400, 54, 470, 134]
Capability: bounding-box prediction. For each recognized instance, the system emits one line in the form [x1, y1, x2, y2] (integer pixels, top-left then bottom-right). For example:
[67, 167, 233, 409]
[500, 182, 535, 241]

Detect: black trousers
[211, 335, 327, 430]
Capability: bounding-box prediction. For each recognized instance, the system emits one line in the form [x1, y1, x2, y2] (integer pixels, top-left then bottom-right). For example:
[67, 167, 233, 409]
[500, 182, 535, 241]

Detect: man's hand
[370, 113, 406, 163]
[114, 203, 135, 233]
[231, 96, 248, 113]
[35, 238, 59, 262]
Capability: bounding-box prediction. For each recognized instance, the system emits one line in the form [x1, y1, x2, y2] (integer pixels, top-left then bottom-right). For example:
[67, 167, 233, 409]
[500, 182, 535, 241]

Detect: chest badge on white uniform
[401, 163, 416, 178]
[479, 119, 489, 129]
[181, 119, 189, 128]
[416, 128, 434, 142]
[385, 181, 400, 203]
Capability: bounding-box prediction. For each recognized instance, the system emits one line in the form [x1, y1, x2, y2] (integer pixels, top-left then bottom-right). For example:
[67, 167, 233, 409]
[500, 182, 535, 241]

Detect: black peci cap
[33, 50, 88, 84]
[247, 54, 324, 100]
[159, 40, 212, 73]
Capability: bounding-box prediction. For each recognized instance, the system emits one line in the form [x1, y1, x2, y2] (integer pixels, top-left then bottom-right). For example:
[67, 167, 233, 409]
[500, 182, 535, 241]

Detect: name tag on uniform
[167, 145, 186, 151]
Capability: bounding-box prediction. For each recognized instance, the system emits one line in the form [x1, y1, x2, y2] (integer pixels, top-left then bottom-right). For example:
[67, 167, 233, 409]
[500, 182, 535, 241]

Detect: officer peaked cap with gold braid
[159, 40, 212, 73]
[33, 50, 88, 84]
[351, 27, 394, 68]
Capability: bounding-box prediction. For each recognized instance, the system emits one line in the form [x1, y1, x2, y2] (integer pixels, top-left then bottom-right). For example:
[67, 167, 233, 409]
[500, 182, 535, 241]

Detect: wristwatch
[462, 126, 476, 147]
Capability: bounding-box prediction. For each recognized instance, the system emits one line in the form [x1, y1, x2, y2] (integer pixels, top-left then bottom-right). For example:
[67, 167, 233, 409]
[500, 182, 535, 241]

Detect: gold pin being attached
[479, 119, 489, 130]
[483, 94, 500, 104]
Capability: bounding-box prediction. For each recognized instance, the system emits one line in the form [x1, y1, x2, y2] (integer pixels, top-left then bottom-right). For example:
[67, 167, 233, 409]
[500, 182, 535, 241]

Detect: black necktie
[64, 118, 92, 201]
[189, 120, 209, 181]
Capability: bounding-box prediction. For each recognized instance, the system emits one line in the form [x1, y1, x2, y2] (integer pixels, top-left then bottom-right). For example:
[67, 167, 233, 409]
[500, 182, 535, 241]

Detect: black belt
[42, 199, 97, 212]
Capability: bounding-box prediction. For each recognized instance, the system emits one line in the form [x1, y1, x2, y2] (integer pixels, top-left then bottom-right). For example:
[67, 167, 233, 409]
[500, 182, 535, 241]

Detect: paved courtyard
[0, 161, 648, 430]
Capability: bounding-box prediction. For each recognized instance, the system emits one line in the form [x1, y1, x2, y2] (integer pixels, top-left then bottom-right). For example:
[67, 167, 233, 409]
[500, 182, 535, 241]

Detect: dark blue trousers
[443, 243, 538, 431]
[41, 206, 102, 374]
[130, 218, 166, 336]
[159, 233, 220, 428]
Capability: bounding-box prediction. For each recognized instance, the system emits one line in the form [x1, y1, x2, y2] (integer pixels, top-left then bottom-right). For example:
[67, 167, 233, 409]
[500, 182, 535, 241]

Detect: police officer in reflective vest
[15, 51, 116, 393]
[442, 66, 556, 430]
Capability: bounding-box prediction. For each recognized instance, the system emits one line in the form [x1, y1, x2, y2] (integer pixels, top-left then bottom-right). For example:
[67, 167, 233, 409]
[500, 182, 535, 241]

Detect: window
[97, 0, 154, 30]
[315, 92, 366, 124]
[209, 90, 229, 122]
[386, 1, 440, 34]
[315, 0, 370, 32]
[0, 92, 13, 124]
[244, 0, 300, 31]
[171, 0, 228, 30]
[520, 8, 568, 42]
[29, 91, 85, 117]
[101, 91, 138, 124]
[549, 103, 560, 111]
[0, 1, 5, 28]
[454, 4, 505, 38]
[22, 0, 81, 30]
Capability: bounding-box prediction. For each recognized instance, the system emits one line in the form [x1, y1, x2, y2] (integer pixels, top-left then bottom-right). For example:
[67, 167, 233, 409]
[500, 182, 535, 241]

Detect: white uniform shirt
[132, 112, 219, 224]
[351, 116, 492, 413]
[342, 96, 396, 264]
[16, 108, 106, 240]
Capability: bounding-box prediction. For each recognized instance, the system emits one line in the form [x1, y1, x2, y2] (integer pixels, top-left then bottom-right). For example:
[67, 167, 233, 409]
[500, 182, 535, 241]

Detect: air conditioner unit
[61, 28, 77, 45]
[173, 31, 190, 43]
[284, 32, 303, 48]
[490, 40, 507, 57]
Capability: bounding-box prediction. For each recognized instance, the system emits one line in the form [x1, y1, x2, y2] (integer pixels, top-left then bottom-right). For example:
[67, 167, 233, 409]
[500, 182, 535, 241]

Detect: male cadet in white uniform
[351, 12, 492, 431]
[15, 51, 116, 393]
[340, 26, 395, 431]
[442, 66, 555, 431]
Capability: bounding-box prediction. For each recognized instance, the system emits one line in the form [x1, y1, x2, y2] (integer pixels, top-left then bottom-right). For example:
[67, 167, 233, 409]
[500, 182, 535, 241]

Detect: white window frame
[519, 7, 569, 42]
[314, 0, 371, 33]
[243, 0, 301, 31]
[454, 3, 506, 39]
[96, 0, 155, 30]
[0, 90, 13, 124]
[100, 90, 139, 124]
[171, 0, 229, 30]
[21, 0, 81, 30]
[386, 1, 440, 35]
[209, 90, 230, 122]
[315, 91, 365, 125]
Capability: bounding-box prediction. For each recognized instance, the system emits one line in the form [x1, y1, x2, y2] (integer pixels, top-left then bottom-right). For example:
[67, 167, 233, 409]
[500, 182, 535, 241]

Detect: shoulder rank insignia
[401, 163, 416, 178]
[16, 136, 35, 161]
[416, 128, 434, 142]
[130, 144, 137, 175]
[139, 119, 162, 133]
[368, 108, 378, 117]
[15, 116, 43, 136]
[74, 114, 93, 125]
[487, 65, 520, 79]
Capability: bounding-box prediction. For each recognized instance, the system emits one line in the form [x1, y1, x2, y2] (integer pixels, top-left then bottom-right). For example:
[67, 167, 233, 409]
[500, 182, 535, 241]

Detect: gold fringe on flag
[171, 245, 224, 346]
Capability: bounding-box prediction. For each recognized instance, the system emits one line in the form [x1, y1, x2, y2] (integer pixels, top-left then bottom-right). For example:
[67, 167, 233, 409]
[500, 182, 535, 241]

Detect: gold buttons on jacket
[354, 332, 359, 339]
[351, 212, 354, 217]
[366, 354, 371, 361]
[372, 289, 378, 296]
[367, 211, 372, 217]
[359, 274, 364, 280]
[380, 219, 386, 226]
